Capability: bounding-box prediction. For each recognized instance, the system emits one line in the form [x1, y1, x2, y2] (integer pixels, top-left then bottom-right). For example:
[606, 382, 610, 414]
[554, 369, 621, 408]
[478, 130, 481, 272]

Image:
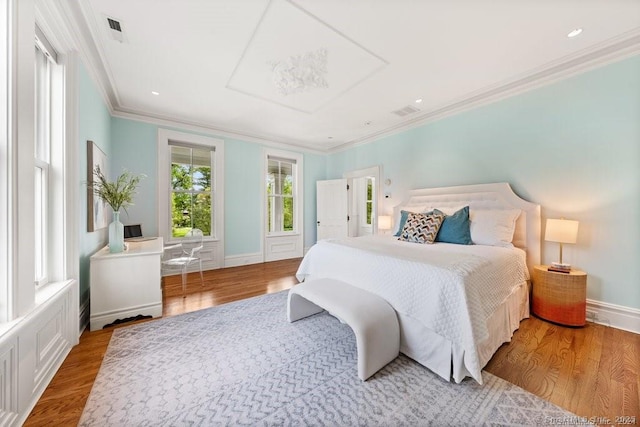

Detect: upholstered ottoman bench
[287, 278, 400, 381]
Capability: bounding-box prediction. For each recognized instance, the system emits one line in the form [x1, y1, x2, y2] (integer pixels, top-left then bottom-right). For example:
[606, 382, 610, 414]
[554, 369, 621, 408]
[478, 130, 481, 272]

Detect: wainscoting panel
[0, 280, 78, 426]
[265, 234, 303, 262]
[0, 340, 18, 426]
[33, 302, 68, 393]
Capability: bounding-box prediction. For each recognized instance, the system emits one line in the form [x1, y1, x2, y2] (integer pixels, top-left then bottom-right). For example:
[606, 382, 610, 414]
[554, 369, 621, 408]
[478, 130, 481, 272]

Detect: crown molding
[73, 0, 122, 109]
[46, 1, 329, 155]
[51, 1, 640, 157]
[111, 108, 327, 155]
[48, 0, 116, 114]
[329, 29, 640, 154]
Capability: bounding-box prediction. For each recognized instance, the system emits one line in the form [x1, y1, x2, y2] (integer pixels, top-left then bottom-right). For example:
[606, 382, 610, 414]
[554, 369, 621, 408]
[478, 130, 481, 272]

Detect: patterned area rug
[80, 291, 578, 426]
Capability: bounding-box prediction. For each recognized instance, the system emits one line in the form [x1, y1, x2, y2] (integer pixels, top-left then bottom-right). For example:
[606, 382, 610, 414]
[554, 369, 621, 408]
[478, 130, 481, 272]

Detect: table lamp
[544, 218, 579, 270]
[378, 215, 392, 233]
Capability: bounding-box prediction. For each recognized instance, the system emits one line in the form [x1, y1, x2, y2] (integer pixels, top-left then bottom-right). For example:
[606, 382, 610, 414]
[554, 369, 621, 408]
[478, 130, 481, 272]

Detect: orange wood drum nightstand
[532, 265, 587, 327]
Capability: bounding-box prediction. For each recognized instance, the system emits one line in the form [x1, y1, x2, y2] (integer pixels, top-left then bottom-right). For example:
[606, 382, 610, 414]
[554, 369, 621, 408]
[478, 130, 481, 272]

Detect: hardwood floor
[26, 259, 639, 426]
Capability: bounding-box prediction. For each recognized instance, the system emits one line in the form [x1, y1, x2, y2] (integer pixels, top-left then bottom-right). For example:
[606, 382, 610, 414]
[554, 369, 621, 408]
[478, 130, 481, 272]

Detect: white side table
[89, 237, 164, 329]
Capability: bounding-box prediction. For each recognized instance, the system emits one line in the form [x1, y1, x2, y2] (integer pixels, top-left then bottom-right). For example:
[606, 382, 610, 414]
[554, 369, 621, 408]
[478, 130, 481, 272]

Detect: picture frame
[87, 140, 110, 231]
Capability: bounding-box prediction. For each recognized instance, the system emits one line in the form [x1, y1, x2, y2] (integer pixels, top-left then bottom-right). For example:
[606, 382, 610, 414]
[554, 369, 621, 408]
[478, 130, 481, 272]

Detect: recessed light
[567, 28, 583, 38]
[151, 91, 160, 95]
[415, 98, 423, 103]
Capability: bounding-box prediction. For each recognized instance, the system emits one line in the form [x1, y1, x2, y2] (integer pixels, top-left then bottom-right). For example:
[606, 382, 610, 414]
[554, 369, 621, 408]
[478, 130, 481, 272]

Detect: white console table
[89, 237, 164, 330]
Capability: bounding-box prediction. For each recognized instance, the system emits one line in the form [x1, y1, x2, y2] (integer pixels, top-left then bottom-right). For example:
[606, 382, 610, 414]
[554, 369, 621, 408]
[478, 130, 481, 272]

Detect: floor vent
[392, 105, 421, 117]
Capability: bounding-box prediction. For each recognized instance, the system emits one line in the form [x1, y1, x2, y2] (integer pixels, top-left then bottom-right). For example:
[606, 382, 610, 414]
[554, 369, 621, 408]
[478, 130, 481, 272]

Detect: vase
[108, 211, 125, 253]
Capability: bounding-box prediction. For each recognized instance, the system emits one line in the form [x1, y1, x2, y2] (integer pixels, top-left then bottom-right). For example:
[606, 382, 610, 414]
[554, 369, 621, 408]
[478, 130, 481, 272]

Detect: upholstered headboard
[393, 182, 541, 275]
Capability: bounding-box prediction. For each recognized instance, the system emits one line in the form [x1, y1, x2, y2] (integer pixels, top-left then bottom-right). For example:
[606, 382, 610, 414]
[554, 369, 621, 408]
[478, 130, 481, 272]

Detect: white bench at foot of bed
[287, 278, 400, 381]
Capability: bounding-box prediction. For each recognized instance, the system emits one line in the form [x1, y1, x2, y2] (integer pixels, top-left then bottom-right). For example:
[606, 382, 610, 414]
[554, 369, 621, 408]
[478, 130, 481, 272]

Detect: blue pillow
[434, 206, 473, 245]
[393, 210, 413, 237]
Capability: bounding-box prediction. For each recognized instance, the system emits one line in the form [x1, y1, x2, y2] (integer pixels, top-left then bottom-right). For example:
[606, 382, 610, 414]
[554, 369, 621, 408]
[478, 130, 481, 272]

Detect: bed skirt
[398, 281, 530, 384]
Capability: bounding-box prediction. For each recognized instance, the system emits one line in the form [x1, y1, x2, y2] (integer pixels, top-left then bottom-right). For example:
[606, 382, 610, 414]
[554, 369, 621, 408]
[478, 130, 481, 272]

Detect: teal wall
[327, 56, 640, 310]
[78, 61, 112, 306]
[110, 118, 327, 256]
[110, 118, 158, 233]
[223, 137, 263, 255]
[79, 54, 639, 311]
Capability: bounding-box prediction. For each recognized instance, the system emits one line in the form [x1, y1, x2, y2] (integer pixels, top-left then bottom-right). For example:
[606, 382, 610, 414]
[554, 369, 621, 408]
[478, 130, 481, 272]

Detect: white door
[316, 179, 348, 241]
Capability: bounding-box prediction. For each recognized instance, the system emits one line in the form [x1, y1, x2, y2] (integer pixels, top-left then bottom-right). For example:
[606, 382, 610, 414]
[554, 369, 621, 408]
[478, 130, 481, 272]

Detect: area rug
[80, 291, 579, 426]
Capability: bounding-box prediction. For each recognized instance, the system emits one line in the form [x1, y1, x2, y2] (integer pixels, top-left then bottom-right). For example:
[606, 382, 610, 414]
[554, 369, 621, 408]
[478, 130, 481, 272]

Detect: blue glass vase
[108, 211, 125, 253]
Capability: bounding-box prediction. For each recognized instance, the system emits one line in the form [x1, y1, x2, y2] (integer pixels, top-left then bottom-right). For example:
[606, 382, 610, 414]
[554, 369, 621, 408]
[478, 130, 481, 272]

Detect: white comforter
[296, 235, 529, 382]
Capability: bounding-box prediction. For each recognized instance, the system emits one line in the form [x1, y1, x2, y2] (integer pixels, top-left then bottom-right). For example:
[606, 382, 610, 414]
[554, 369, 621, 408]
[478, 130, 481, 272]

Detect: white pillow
[425, 205, 464, 216]
[469, 209, 521, 247]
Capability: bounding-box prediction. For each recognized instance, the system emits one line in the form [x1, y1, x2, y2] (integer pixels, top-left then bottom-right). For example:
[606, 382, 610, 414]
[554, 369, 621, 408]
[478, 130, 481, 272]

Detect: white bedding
[295, 235, 529, 383]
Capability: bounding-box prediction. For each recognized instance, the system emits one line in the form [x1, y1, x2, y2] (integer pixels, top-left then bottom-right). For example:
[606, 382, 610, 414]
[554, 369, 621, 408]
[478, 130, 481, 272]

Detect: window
[170, 144, 213, 237]
[364, 177, 374, 226]
[266, 156, 297, 233]
[1, 4, 79, 323]
[157, 129, 224, 248]
[34, 33, 55, 286]
[263, 149, 303, 262]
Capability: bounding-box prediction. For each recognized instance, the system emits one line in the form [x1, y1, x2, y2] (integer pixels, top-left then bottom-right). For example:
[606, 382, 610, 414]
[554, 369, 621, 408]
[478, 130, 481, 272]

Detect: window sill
[0, 279, 76, 337]
[266, 232, 300, 238]
[165, 237, 221, 245]
[35, 279, 75, 305]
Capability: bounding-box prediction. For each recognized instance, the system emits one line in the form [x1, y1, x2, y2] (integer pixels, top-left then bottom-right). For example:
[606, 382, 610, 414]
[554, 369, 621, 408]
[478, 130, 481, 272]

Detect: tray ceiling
[73, 0, 640, 151]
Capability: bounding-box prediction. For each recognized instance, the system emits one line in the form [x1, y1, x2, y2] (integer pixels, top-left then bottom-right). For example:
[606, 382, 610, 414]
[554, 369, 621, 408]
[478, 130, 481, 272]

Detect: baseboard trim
[79, 298, 90, 337]
[224, 252, 263, 268]
[586, 299, 640, 334]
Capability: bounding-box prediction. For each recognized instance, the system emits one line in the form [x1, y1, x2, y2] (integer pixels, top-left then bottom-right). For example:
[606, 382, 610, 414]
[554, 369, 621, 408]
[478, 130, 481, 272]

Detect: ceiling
[72, 0, 640, 152]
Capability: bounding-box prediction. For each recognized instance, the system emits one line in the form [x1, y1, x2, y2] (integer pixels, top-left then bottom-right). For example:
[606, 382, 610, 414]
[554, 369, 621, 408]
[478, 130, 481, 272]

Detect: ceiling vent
[107, 18, 121, 32]
[392, 105, 420, 117]
[104, 15, 127, 43]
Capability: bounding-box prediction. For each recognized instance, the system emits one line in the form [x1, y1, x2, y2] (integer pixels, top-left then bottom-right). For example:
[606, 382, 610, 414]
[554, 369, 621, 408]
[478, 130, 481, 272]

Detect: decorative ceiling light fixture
[415, 98, 423, 103]
[567, 28, 583, 38]
[269, 48, 329, 96]
[151, 91, 159, 96]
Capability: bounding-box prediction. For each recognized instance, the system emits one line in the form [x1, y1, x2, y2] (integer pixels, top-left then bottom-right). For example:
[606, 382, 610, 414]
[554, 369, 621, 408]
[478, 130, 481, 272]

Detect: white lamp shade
[544, 219, 579, 244]
[378, 215, 392, 230]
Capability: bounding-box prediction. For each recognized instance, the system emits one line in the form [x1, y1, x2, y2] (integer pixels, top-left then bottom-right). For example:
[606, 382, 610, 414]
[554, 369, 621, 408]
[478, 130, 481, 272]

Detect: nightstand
[532, 265, 587, 327]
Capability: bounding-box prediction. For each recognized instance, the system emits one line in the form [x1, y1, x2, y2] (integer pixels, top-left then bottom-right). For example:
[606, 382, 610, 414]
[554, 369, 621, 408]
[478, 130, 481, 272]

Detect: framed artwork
[87, 140, 110, 231]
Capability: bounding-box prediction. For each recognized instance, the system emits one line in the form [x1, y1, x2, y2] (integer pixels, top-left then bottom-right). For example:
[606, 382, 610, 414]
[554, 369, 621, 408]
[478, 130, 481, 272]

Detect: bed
[296, 182, 541, 384]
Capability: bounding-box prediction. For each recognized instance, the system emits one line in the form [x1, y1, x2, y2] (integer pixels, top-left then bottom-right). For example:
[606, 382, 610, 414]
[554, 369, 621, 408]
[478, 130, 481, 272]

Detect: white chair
[162, 229, 204, 297]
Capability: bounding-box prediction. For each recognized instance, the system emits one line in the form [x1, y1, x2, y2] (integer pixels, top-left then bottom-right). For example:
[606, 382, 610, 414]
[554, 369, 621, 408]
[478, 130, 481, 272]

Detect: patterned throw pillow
[398, 212, 445, 244]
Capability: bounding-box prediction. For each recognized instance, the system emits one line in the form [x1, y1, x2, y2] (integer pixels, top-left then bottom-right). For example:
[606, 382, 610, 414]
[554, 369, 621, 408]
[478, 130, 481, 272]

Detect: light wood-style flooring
[26, 259, 639, 426]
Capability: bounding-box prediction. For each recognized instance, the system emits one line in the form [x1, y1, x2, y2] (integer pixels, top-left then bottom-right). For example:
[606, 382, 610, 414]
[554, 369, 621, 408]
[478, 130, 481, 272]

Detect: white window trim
[0, 0, 80, 318]
[0, 0, 12, 322]
[157, 129, 225, 245]
[362, 177, 374, 227]
[262, 148, 304, 262]
[264, 150, 303, 236]
[343, 165, 381, 233]
[266, 160, 295, 235]
[0, 4, 78, 425]
[34, 160, 49, 286]
[34, 40, 52, 287]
